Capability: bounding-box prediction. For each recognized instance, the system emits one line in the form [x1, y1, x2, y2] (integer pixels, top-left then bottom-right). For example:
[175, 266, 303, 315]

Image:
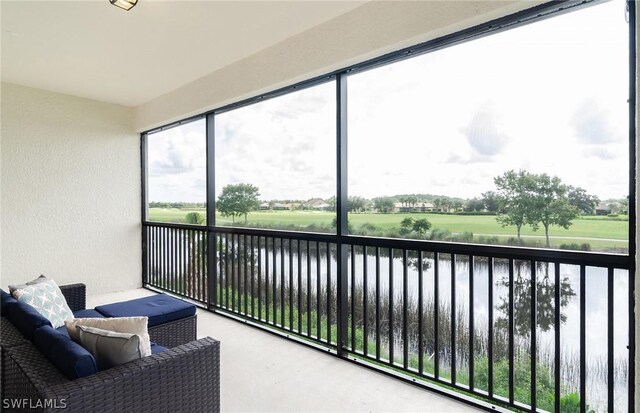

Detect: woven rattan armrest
[58, 284, 86, 312]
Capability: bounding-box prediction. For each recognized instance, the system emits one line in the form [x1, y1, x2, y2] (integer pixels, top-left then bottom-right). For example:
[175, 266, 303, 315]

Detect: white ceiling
[1, 1, 366, 106]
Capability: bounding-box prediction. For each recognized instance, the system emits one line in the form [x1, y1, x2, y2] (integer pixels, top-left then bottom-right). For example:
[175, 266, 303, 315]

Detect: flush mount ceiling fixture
[109, 0, 138, 11]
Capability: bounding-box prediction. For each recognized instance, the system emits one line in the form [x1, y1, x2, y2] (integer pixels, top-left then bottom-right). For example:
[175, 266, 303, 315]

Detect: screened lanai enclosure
[141, 1, 636, 412]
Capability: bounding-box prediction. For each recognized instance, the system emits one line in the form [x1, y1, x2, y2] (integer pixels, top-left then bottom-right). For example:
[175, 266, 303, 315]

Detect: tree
[400, 217, 414, 235]
[347, 196, 367, 213]
[465, 198, 485, 212]
[373, 196, 395, 213]
[217, 183, 260, 223]
[481, 191, 500, 212]
[412, 218, 431, 234]
[528, 174, 578, 247]
[185, 212, 205, 225]
[494, 170, 535, 242]
[567, 186, 599, 215]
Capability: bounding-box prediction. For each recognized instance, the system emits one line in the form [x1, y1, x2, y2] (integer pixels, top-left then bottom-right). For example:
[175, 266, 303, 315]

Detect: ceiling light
[109, 0, 138, 11]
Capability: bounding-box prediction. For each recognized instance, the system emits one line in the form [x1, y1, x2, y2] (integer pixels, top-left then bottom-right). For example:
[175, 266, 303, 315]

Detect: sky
[147, 0, 629, 203]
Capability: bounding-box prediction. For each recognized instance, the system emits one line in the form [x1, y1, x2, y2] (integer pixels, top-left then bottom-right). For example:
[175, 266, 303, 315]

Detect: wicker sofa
[0, 284, 220, 413]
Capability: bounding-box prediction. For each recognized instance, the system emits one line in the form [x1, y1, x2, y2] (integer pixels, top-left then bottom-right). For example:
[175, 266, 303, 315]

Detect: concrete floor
[88, 288, 481, 413]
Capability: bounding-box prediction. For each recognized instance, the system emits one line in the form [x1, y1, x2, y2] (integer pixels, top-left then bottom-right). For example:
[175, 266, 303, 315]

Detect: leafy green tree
[347, 196, 367, 213]
[184, 212, 205, 225]
[373, 196, 395, 213]
[567, 186, 599, 215]
[528, 174, 578, 247]
[399, 217, 414, 235]
[465, 198, 485, 212]
[481, 191, 500, 212]
[494, 170, 535, 242]
[412, 218, 431, 234]
[217, 183, 260, 223]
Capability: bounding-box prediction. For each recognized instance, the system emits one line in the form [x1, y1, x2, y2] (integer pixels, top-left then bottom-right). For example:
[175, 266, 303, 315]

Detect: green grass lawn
[147, 208, 628, 251]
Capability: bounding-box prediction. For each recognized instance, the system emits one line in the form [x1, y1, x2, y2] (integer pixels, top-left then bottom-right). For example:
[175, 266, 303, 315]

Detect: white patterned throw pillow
[11, 278, 74, 328]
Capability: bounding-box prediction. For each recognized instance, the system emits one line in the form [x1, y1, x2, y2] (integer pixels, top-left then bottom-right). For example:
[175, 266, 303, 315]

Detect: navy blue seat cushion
[5, 300, 52, 341]
[73, 309, 106, 319]
[1, 289, 18, 315]
[151, 342, 169, 354]
[33, 325, 98, 380]
[95, 294, 196, 327]
[56, 325, 70, 337]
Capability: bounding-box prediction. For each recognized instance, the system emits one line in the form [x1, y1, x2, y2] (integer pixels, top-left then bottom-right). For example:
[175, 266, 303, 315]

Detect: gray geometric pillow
[11, 278, 74, 329]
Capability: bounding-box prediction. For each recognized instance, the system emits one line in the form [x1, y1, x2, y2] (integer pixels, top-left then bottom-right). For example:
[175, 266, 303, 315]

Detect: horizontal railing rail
[143, 221, 633, 413]
[144, 221, 629, 269]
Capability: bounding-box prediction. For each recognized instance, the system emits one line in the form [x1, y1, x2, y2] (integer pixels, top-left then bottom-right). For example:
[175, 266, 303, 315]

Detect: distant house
[393, 202, 434, 213]
[259, 202, 270, 210]
[306, 198, 331, 210]
[273, 203, 292, 210]
[595, 202, 612, 216]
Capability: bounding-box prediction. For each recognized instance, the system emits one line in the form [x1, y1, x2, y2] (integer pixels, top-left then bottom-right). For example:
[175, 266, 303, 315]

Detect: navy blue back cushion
[5, 300, 52, 341]
[33, 325, 98, 380]
[1, 289, 18, 315]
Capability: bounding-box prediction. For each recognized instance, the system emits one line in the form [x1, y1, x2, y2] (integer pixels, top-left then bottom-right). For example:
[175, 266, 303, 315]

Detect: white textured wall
[0, 83, 140, 294]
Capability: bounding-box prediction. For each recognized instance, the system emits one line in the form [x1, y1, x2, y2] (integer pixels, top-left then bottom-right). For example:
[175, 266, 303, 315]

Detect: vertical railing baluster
[244, 234, 248, 316]
[403, 249, 408, 370]
[163, 227, 167, 291]
[376, 247, 381, 361]
[257, 236, 262, 320]
[153, 227, 157, 287]
[202, 231, 206, 302]
[488, 256, 494, 398]
[197, 230, 202, 302]
[554, 261, 561, 413]
[184, 229, 189, 296]
[281, 238, 285, 328]
[326, 243, 331, 344]
[418, 250, 424, 375]
[451, 253, 457, 384]
[530, 260, 537, 412]
[225, 233, 230, 309]
[508, 259, 515, 404]
[265, 238, 270, 324]
[580, 265, 586, 413]
[251, 235, 255, 318]
[469, 255, 474, 390]
[172, 229, 176, 291]
[607, 267, 614, 413]
[189, 230, 194, 299]
[317, 241, 321, 340]
[298, 239, 302, 334]
[271, 237, 278, 326]
[351, 244, 356, 351]
[183, 229, 187, 296]
[273, 237, 278, 325]
[389, 248, 394, 365]
[174, 228, 179, 293]
[232, 233, 237, 311]
[307, 241, 311, 337]
[363, 246, 368, 357]
[434, 252, 440, 379]
[289, 238, 294, 330]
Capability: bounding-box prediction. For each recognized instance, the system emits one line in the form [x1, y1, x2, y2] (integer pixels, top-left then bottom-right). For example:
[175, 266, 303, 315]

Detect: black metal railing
[143, 221, 633, 413]
[144, 223, 208, 305]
